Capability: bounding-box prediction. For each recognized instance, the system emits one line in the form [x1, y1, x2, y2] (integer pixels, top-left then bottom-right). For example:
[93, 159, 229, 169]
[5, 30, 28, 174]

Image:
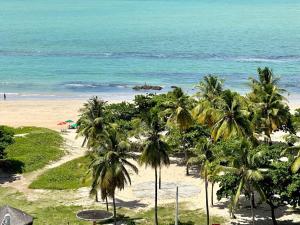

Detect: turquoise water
[1, 0, 300, 99]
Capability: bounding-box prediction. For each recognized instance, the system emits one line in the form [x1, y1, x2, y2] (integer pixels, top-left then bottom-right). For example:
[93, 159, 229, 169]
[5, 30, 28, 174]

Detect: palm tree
[195, 74, 223, 103]
[167, 87, 194, 175]
[189, 138, 214, 225]
[193, 75, 223, 127]
[222, 139, 266, 225]
[89, 127, 138, 225]
[77, 96, 106, 148]
[211, 90, 252, 141]
[140, 112, 170, 225]
[250, 67, 280, 88]
[248, 68, 292, 143]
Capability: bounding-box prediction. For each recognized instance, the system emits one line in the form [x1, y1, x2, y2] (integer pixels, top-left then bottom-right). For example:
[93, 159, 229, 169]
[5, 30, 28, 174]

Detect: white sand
[0, 99, 122, 130]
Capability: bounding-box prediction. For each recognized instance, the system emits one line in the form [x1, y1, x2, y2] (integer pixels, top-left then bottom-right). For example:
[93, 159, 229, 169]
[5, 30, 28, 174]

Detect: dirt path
[1, 130, 87, 195]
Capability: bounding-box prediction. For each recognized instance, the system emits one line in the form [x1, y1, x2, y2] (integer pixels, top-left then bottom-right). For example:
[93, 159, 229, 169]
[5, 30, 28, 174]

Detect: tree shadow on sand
[115, 198, 148, 209]
[0, 159, 24, 184]
[99, 214, 143, 225]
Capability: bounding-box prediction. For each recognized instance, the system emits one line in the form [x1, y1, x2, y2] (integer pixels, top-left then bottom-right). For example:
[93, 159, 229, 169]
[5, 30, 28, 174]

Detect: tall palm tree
[77, 96, 106, 148]
[140, 112, 170, 225]
[193, 75, 224, 127]
[189, 138, 214, 225]
[222, 139, 266, 225]
[166, 87, 193, 175]
[89, 128, 138, 225]
[195, 74, 223, 103]
[248, 68, 292, 143]
[250, 67, 280, 88]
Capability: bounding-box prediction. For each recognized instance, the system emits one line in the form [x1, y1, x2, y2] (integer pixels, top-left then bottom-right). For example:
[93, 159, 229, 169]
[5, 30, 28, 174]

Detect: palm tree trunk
[271, 206, 278, 225]
[106, 196, 109, 211]
[112, 193, 117, 225]
[211, 181, 214, 206]
[95, 191, 98, 202]
[185, 151, 189, 176]
[154, 166, 159, 225]
[159, 166, 161, 190]
[251, 191, 256, 208]
[264, 129, 272, 144]
[250, 192, 255, 225]
[205, 168, 209, 225]
[229, 200, 236, 219]
[267, 202, 278, 225]
[81, 137, 87, 147]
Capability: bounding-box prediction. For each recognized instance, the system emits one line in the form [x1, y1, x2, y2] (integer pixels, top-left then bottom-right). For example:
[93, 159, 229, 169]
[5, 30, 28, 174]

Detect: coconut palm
[188, 138, 213, 225]
[222, 139, 266, 225]
[250, 67, 280, 89]
[89, 127, 138, 225]
[166, 87, 194, 175]
[211, 90, 252, 141]
[193, 75, 223, 127]
[195, 74, 223, 103]
[248, 68, 292, 143]
[140, 112, 170, 225]
[77, 96, 106, 148]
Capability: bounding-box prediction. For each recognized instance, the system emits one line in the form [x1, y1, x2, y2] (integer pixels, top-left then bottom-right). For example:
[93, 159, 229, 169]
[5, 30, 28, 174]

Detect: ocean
[0, 0, 300, 100]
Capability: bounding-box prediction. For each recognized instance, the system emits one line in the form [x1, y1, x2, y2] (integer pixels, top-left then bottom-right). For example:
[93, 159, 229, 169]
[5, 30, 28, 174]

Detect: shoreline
[0, 95, 299, 130]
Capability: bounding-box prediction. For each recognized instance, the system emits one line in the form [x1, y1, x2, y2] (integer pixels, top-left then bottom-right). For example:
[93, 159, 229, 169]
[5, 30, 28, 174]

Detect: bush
[0, 125, 14, 159]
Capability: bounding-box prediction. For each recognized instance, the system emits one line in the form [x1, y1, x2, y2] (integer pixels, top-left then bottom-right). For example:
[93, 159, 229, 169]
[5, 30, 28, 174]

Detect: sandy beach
[0, 99, 120, 130]
[0, 98, 299, 130]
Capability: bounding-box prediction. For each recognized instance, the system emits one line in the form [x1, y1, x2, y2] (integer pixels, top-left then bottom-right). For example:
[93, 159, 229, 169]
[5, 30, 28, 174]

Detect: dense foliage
[0, 126, 14, 159]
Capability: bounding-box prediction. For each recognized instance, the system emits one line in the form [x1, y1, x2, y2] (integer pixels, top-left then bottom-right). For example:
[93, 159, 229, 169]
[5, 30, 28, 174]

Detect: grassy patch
[5, 127, 64, 173]
[30, 156, 91, 189]
[123, 204, 226, 225]
[0, 187, 226, 225]
[0, 187, 91, 225]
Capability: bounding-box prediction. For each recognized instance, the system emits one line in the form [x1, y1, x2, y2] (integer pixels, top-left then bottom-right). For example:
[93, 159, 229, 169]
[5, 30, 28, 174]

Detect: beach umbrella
[65, 120, 74, 123]
[0, 205, 33, 225]
[57, 122, 67, 126]
[71, 123, 78, 128]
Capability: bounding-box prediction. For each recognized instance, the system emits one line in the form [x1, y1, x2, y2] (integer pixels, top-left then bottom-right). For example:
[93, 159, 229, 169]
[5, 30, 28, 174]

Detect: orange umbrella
[57, 122, 67, 126]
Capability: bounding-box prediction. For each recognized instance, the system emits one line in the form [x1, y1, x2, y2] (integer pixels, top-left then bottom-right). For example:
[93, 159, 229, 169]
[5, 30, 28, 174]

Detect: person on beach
[3, 93, 6, 100]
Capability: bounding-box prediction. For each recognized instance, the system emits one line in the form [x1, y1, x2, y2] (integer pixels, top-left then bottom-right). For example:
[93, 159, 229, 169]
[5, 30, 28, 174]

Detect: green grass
[0, 187, 226, 225]
[30, 156, 91, 189]
[125, 204, 226, 225]
[0, 187, 91, 225]
[5, 126, 64, 173]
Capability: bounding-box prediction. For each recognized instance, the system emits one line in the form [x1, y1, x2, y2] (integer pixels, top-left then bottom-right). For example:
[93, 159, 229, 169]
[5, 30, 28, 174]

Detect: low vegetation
[30, 156, 91, 189]
[4, 127, 64, 173]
